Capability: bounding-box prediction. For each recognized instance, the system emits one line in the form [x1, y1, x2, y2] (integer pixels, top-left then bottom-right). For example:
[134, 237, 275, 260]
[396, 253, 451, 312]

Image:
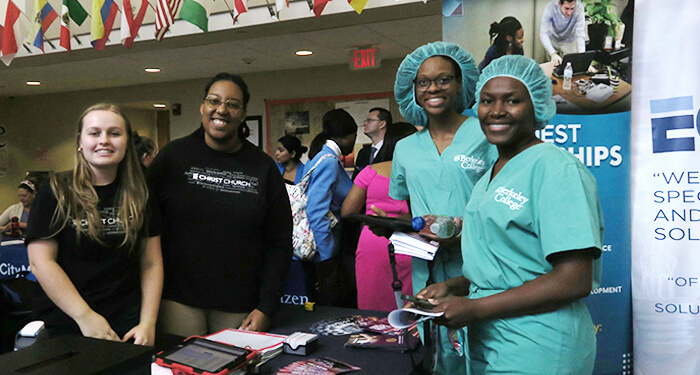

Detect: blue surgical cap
[394, 42, 479, 128]
[472, 55, 556, 130]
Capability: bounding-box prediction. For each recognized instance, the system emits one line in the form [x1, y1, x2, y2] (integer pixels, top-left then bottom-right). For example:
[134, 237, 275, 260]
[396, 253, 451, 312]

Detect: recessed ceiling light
[153, 103, 167, 108]
[26, 81, 41, 86]
[296, 50, 313, 56]
[145, 68, 161, 73]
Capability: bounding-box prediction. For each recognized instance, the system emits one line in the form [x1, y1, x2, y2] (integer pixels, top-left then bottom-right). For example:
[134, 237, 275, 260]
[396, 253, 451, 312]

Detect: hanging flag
[347, 0, 367, 14]
[312, 0, 331, 17]
[60, 0, 88, 51]
[179, 0, 209, 32]
[1, 0, 32, 66]
[121, 0, 149, 48]
[155, 0, 182, 40]
[91, 0, 119, 50]
[231, 0, 247, 23]
[27, 0, 59, 51]
[275, 0, 288, 16]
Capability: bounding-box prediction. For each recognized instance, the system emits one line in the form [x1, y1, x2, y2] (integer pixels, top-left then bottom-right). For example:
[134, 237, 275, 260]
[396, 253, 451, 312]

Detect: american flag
[155, 0, 182, 41]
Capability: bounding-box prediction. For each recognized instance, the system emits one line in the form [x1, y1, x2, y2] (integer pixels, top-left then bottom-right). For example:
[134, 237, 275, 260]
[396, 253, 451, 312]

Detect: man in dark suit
[352, 107, 391, 180]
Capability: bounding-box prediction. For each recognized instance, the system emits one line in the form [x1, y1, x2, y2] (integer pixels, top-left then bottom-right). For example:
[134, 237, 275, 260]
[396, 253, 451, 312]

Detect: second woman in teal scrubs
[420, 55, 603, 374]
[389, 42, 497, 374]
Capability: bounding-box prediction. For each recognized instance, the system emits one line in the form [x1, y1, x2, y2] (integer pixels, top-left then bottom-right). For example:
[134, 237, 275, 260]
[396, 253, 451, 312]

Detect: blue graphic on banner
[650, 96, 698, 153]
[542, 112, 632, 375]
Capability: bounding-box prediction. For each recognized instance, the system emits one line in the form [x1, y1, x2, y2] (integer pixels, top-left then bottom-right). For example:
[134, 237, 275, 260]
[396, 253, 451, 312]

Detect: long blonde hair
[49, 103, 148, 251]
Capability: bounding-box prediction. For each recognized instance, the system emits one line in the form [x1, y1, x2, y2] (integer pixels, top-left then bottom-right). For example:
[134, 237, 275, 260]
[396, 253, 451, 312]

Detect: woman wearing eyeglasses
[147, 73, 292, 336]
[386, 42, 498, 374]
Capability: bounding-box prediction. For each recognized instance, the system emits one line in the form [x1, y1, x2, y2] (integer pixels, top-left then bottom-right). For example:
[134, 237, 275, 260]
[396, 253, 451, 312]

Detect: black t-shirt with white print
[26, 173, 157, 331]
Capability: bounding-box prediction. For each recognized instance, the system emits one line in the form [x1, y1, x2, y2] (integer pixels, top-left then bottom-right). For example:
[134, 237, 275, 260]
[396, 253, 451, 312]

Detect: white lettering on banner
[602, 244, 613, 252]
[280, 294, 309, 305]
[0, 262, 31, 276]
[493, 186, 529, 210]
[536, 123, 623, 167]
[591, 286, 623, 295]
[187, 167, 259, 195]
[453, 155, 486, 172]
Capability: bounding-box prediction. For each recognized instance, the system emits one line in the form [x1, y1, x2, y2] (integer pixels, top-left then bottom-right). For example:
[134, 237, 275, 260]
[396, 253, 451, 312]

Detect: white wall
[0, 58, 403, 208]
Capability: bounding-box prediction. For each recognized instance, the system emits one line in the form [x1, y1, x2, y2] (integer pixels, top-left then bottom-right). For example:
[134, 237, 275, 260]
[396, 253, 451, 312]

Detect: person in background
[479, 16, 525, 71]
[305, 108, 357, 262]
[389, 41, 498, 374]
[341, 122, 416, 311]
[148, 73, 292, 336]
[352, 107, 391, 180]
[275, 135, 308, 184]
[422, 55, 603, 374]
[540, 0, 586, 65]
[305, 109, 357, 306]
[26, 103, 163, 346]
[0, 179, 38, 234]
[133, 132, 158, 169]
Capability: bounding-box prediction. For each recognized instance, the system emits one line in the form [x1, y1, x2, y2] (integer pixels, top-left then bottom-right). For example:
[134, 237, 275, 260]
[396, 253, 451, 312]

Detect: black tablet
[156, 337, 254, 375]
[346, 213, 414, 232]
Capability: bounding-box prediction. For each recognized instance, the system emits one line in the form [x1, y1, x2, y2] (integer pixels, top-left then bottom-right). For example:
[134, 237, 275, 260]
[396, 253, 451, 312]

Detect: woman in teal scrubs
[418, 55, 603, 374]
[389, 42, 497, 374]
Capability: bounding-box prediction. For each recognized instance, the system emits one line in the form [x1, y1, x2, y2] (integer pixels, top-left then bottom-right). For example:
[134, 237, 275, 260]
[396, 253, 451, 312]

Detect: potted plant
[583, 0, 622, 50]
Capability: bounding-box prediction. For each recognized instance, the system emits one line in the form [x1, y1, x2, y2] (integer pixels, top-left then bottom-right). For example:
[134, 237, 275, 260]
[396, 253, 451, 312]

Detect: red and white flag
[312, 0, 332, 17]
[232, 0, 247, 23]
[155, 0, 182, 40]
[1, 0, 32, 66]
[121, 0, 149, 47]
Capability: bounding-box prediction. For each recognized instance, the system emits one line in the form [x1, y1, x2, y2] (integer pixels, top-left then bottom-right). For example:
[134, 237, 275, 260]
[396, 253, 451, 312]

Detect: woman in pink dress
[342, 122, 417, 311]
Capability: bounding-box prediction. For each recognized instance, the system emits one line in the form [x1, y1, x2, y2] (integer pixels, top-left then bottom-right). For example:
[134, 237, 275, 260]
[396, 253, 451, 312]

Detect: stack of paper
[390, 232, 439, 261]
[206, 329, 287, 362]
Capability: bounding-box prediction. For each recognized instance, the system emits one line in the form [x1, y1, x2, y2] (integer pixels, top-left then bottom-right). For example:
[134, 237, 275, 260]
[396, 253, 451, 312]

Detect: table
[0, 238, 35, 281]
[152, 305, 423, 375]
[267, 305, 422, 374]
[551, 72, 631, 114]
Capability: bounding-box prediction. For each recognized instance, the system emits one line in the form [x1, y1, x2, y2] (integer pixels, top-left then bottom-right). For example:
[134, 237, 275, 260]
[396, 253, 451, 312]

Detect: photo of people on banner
[443, 0, 634, 373]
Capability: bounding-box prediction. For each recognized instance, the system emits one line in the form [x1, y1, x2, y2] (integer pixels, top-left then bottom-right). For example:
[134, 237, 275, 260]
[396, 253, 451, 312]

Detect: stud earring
[78, 147, 83, 152]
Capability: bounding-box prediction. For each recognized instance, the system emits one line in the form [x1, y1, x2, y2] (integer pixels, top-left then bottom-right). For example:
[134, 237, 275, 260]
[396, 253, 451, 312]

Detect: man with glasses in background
[352, 107, 392, 180]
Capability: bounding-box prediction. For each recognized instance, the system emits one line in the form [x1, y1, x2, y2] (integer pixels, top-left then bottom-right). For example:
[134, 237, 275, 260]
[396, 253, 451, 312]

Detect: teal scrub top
[463, 143, 603, 375]
[389, 116, 496, 375]
[390, 116, 497, 218]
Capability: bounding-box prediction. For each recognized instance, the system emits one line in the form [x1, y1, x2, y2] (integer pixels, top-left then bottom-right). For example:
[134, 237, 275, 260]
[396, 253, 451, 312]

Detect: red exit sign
[350, 48, 381, 70]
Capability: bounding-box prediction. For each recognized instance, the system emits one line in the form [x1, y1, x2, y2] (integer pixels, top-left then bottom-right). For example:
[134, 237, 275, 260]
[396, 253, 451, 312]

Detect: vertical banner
[446, 1, 633, 373]
[631, 1, 700, 374]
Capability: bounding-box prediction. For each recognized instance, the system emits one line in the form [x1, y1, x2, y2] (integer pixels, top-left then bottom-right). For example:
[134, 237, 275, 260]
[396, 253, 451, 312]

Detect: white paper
[387, 308, 444, 329]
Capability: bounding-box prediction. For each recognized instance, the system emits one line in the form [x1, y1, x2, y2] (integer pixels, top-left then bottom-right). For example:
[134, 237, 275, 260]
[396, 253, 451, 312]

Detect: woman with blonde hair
[26, 103, 163, 345]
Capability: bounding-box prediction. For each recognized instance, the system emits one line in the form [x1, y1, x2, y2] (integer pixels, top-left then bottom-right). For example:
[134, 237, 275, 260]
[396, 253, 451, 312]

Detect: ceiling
[0, 1, 442, 97]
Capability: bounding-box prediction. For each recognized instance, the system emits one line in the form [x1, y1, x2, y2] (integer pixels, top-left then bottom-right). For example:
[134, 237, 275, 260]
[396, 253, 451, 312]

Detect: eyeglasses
[413, 75, 455, 92]
[363, 118, 381, 124]
[203, 96, 244, 112]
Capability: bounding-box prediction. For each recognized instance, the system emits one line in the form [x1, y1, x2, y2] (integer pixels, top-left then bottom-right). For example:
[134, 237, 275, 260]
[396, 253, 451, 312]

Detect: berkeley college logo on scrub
[453, 154, 486, 172]
[494, 186, 529, 210]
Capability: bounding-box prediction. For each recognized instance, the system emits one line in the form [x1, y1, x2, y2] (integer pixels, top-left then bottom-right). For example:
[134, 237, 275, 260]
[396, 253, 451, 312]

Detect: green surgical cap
[394, 42, 479, 128]
[473, 55, 556, 130]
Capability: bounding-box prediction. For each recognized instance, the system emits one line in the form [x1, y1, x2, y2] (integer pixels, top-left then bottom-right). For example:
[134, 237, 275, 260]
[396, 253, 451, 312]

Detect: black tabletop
[263, 305, 422, 375]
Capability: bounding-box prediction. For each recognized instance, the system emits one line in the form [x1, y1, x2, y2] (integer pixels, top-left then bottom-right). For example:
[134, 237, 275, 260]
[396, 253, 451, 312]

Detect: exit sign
[350, 48, 381, 70]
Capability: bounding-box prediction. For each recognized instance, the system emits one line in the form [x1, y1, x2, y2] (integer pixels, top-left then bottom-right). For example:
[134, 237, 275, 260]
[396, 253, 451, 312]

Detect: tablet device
[346, 213, 414, 232]
[156, 337, 254, 375]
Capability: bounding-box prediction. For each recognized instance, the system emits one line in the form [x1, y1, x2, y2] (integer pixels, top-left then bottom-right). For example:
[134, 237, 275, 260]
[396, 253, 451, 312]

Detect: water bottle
[430, 216, 460, 239]
[411, 216, 461, 239]
[563, 62, 573, 91]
